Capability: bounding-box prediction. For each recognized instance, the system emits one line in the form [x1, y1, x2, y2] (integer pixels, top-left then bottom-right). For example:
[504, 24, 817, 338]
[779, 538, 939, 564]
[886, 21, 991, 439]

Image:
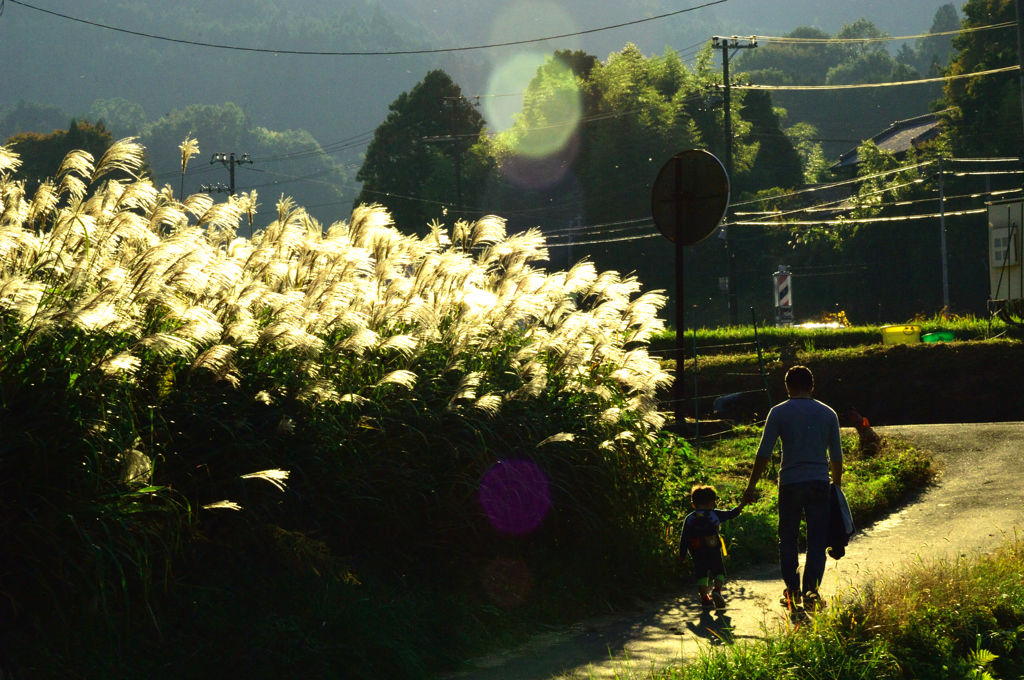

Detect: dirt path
[440, 422, 1024, 680]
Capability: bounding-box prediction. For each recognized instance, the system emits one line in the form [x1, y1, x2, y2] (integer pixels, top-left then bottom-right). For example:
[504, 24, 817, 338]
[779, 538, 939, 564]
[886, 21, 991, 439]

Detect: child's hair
[691, 484, 718, 506]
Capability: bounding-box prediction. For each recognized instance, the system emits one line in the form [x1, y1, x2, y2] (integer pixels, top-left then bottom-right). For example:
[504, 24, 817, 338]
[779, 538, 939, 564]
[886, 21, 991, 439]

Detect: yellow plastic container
[880, 324, 921, 345]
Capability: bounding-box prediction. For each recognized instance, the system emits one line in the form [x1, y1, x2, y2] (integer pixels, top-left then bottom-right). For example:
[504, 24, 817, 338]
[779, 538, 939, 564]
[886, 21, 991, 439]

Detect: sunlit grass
[657, 434, 934, 573]
[652, 315, 1006, 357]
[637, 537, 1024, 679]
[0, 138, 679, 677]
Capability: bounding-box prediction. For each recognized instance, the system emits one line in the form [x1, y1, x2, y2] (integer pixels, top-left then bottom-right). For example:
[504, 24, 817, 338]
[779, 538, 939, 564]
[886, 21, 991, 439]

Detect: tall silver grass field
[0, 138, 671, 460]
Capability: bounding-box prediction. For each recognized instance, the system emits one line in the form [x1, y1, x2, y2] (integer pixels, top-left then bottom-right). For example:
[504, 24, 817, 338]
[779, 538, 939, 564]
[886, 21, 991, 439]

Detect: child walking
[679, 485, 743, 610]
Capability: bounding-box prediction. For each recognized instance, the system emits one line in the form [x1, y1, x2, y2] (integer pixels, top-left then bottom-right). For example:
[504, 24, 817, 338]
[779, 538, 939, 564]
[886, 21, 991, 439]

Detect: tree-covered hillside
[0, 0, 437, 144]
[735, 9, 956, 161]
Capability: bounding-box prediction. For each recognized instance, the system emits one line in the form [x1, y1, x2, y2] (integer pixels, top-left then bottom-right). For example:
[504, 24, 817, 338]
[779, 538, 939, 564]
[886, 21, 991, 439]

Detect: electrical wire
[546, 229, 660, 248]
[730, 160, 935, 207]
[728, 177, 924, 224]
[731, 207, 985, 227]
[463, 40, 712, 99]
[5, 0, 731, 56]
[726, 166, 1024, 226]
[736, 65, 1017, 91]
[233, 155, 934, 238]
[544, 220, 647, 238]
[891, 187, 1023, 207]
[954, 169, 1024, 176]
[545, 222, 657, 241]
[946, 156, 1022, 163]
[755, 21, 1015, 45]
[731, 184, 1020, 226]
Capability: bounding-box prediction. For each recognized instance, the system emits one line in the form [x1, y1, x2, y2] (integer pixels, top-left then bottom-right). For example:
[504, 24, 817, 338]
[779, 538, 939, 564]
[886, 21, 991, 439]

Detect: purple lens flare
[479, 459, 552, 535]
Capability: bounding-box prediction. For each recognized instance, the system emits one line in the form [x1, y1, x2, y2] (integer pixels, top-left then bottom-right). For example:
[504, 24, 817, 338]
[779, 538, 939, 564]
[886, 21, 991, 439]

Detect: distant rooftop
[830, 111, 946, 171]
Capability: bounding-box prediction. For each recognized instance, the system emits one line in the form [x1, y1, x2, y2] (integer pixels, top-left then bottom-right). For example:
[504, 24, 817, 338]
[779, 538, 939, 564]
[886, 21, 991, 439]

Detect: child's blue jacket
[679, 507, 742, 557]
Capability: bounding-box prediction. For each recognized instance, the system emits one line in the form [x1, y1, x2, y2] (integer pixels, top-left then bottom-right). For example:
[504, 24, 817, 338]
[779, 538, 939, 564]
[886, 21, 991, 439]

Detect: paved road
[441, 422, 1024, 680]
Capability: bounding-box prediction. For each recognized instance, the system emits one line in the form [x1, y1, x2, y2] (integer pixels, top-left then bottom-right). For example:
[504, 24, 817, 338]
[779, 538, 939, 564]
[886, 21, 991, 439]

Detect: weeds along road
[440, 422, 1024, 680]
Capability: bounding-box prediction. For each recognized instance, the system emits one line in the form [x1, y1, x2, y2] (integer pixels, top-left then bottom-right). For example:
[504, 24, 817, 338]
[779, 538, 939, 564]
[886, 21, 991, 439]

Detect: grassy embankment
[666, 340, 1024, 426]
[646, 537, 1024, 680]
[0, 140, 936, 679]
[650, 316, 1008, 357]
[660, 433, 933, 576]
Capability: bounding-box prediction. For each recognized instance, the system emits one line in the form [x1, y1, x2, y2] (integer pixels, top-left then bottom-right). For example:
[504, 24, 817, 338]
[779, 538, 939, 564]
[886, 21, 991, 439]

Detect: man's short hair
[785, 365, 814, 391]
[691, 485, 717, 506]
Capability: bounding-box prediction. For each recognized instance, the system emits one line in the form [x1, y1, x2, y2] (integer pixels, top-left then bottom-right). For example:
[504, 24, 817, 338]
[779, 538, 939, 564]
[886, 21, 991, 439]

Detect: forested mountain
[0, 0, 439, 145]
[734, 9, 958, 161]
[0, 0, 961, 149]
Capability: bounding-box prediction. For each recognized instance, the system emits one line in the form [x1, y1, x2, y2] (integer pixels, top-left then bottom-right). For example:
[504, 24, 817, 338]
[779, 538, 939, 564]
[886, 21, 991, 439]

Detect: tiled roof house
[829, 111, 945, 172]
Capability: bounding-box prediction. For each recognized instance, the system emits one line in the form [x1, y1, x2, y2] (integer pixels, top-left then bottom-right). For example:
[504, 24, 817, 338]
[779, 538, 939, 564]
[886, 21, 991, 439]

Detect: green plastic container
[921, 331, 955, 343]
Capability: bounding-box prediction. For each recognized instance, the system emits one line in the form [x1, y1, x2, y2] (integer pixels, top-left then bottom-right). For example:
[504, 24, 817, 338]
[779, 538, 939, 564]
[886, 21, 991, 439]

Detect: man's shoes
[779, 589, 802, 609]
[711, 590, 726, 609]
[803, 591, 825, 612]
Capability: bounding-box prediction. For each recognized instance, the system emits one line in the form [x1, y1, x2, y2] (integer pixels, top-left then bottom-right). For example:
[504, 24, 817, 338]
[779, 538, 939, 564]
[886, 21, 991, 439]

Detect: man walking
[741, 365, 843, 610]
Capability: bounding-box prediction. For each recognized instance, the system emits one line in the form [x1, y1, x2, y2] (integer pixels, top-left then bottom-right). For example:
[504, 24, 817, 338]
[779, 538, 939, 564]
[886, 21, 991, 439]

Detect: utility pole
[939, 157, 949, 311]
[713, 35, 757, 326]
[1017, 0, 1024, 147]
[206, 152, 252, 197]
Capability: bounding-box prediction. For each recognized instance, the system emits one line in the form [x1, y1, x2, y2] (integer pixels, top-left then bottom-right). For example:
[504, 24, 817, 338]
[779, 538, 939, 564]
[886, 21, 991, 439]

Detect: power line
[757, 21, 1015, 45]
[947, 156, 1022, 163]
[737, 65, 1017, 91]
[6, 0, 731, 56]
[544, 220, 647, 238]
[546, 221, 656, 241]
[731, 207, 985, 227]
[546, 230, 660, 248]
[731, 177, 924, 224]
[730, 160, 935, 207]
[728, 163, 1024, 225]
[735, 184, 1024, 224]
[464, 41, 709, 100]
[930, 164, 1024, 174]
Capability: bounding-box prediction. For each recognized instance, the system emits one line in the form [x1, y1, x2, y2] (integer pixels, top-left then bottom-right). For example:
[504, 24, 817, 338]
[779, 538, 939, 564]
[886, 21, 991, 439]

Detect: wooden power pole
[713, 36, 757, 326]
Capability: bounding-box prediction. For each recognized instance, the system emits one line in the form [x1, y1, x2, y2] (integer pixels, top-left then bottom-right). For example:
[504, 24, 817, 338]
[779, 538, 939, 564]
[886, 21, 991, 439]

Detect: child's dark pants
[691, 546, 725, 585]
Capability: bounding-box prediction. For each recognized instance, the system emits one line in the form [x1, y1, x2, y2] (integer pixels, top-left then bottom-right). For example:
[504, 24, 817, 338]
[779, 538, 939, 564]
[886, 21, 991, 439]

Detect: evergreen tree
[6, 119, 113, 189]
[355, 70, 490, 233]
[916, 4, 961, 76]
[737, 91, 805, 192]
[944, 0, 1021, 158]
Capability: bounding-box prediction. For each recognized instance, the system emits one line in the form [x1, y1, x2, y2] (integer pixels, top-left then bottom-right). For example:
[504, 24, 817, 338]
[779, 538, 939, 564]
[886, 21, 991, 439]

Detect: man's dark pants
[778, 480, 831, 596]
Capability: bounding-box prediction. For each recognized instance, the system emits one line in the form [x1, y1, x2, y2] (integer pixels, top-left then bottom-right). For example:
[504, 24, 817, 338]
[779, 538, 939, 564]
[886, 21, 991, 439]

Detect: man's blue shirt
[755, 398, 842, 486]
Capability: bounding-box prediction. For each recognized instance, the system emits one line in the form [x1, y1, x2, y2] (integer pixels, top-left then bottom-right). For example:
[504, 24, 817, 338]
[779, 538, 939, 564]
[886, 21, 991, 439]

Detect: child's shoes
[711, 589, 726, 609]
